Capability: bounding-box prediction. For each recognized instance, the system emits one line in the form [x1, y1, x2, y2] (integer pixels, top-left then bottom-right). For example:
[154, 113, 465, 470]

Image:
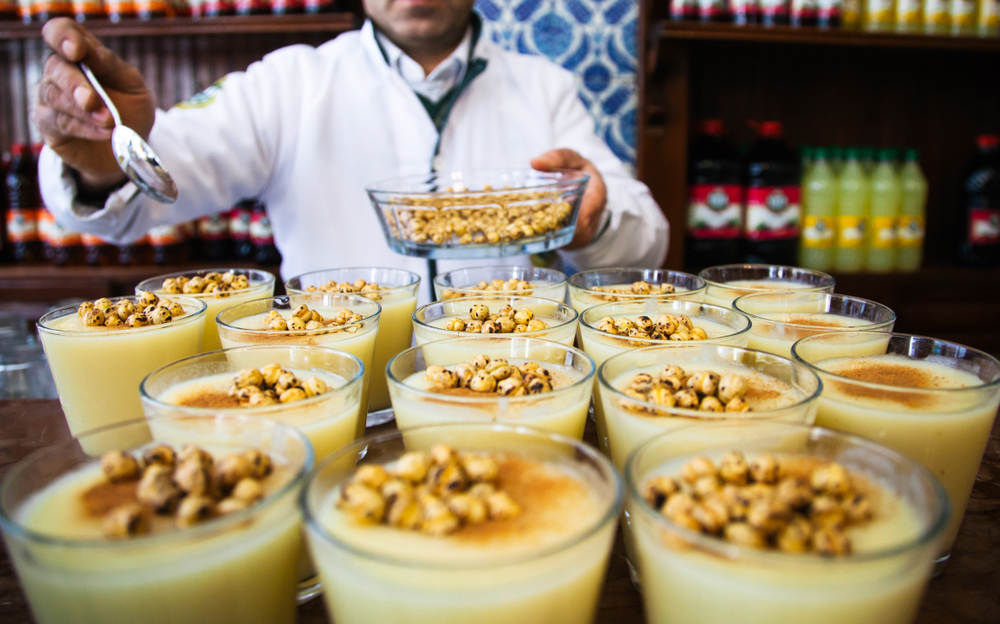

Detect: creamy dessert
[136, 269, 275, 353]
[0, 417, 312, 624]
[413, 297, 578, 347]
[699, 265, 836, 308]
[388, 343, 594, 439]
[568, 269, 706, 315]
[631, 442, 944, 624]
[434, 266, 567, 303]
[798, 345, 1000, 554]
[285, 268, 420, 415]
[216, 296, 381, 424]
[303, 425, 621, 624]
[37, 295, 206, 449]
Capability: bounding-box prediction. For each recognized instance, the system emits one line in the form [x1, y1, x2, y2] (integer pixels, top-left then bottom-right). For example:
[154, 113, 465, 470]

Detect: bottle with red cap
[251, 201, 281, 266]
[685, 119, 744, 269]
[959, 134, 1000, 268]
[5, 143, 42, 263]
[743, 121, 802, 266]
[230, 200, 254, 260]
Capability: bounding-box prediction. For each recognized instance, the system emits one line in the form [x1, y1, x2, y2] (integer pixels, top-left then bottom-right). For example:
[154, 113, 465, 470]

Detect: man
[34, 0, 668, 291]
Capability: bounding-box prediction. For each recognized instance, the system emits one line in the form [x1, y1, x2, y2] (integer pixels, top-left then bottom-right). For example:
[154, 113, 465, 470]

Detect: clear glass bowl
[366, 168, 589, 259]
[699, 264, 836, 308]
[568, 268, 706, 313]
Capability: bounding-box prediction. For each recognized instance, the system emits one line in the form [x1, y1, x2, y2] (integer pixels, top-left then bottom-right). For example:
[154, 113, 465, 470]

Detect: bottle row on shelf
[2, 143, 281, 267]
[0, 0, 344, 23]
[668, 0, 1000, 36]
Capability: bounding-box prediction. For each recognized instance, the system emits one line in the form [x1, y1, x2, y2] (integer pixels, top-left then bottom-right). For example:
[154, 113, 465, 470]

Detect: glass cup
[699, 264, 836, 308]
[387, 336, 595, 439]
[626, 421, 949, 624]
[734, 292, 896, 358]
[302, 422, 623, 624]
[568, 268, 706, 314]
[792, 332, 1000, 566]
[413, 295, 578, 346]
[598, 343, 822, 472]
[579, 299, 752, 454]
[0, 414, 313, 624]
[38, 296, 207, 451]
[433, 265, 568, 303]
[285, 267, 421, 423]
[216, 294, 381, 431]
[135, 268, 275, 353]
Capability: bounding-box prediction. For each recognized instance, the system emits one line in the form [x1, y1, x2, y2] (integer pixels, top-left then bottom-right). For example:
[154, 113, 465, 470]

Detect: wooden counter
[0, 399, 996, 623]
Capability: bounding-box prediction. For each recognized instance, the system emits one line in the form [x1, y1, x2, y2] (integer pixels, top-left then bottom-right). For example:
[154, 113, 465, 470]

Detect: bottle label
[871, 216, 897, 249]
[38, 209, 81, 247]
[842, 0, 860, 23]
[817, 0, 841, 19]
[760, 0, 788, 17]
[229, 208, 252, 240]
[270, 0, 303, 11]
[104, 0, 135, 16]
[924, 0, 949, 23]
[792, 0, 818, 20]
[895, 0, 920, 23]
[135, 0, 169, 13]
[731, 0, 758, 20]
[6, 208, 39, 243]
[81, 233, 108, 247]
[34, 0, 72, 13]
[235, 0, 267, 11]
[72, 0, 102, 13]
[950, 0, 975, 25]
[802, 216, 835, 249]
[697, 0, 727, 18]
[250, 212, 275, 244]
[687, 184, 743, 239]
[837, 216, 867, 248]
[147, 224, 184, 246]
[969, 208, 1000, 245]
[864, 0, 893, 24]
[1, 0, 20, 14]
[897, 216, 925, 248]
[197, 214, 229, 241]
[980, 0, 999, 27]
[745, 186, 801, 240]
[671, 0, 697, 19]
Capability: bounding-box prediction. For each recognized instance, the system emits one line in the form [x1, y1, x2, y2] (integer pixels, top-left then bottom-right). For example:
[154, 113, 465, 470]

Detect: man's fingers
[34, 104, 113, 142]
[42, 17, 90, 62]
[531, 148, 589, 171]
[42, 55, 109, 118]
[42, 18, 145, 94]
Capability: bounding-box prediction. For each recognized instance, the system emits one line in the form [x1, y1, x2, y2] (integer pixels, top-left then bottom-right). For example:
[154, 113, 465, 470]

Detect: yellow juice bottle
[978, 0, 1000, 34]
[951, 0, 977, 33]
[867, 149, 901, 273]
[924, 0, 951, 31]
[897, 149, 927, 272]
[800, 148, 837, 272]
[835, 148, 869, 273]
[896, 0, 923, 29]
[865, 0, 896, 28]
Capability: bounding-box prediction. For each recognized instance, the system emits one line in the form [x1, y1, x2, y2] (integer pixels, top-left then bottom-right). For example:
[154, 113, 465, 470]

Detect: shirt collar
[374, 26, 473, 103]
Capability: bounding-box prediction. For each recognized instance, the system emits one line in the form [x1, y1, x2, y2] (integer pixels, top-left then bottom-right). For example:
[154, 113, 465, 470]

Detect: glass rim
[135, 268, 276, 298]
[579, 300, 752, 346]
[413, 295, 579, 336]
[37, 295, 208, 337]
[598, 343, 823, 418]
[365, 168, 590, 197]
[215, 294, 382, 336]
[624, 420, 951, 565]
[139, 344, 366, 416]
[791, 331, 1000, 396]
[732, 291, 897, 330]
[386, 335, 596, 405]
[698, 264, 836, 291]
[0, 414, 314, 550]
[568, 267, 707, 297]
[284, 267, 421, 295]
[433, 265, 568, 291]
[301, 422, 623, 570]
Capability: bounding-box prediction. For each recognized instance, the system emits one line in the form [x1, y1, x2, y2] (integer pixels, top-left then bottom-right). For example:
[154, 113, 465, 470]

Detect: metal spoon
[78, 63, 178, 204]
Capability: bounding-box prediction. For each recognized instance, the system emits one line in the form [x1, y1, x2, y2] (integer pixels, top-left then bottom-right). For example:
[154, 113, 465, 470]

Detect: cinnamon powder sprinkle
[176, 390, 242, 409]
[783, 315, 848, 328]
[82, 481, 139, 517]
[830, 362, 934, 409]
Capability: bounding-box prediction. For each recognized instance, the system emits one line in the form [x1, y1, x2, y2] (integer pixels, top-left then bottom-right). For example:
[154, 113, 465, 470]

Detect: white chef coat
[38, 19, 669, 301]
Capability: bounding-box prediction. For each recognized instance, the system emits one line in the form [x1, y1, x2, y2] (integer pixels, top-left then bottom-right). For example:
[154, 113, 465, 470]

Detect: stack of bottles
[666, 0, 1000, 36]
[2, 0, 343, 23]
[799, 146, 927, 273]
[1, 143, 281, 267]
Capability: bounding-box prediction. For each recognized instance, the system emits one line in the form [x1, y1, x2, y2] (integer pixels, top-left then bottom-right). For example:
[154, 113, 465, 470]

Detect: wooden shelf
[0, 13, 358, 39]
[656, 21, 1000, 52]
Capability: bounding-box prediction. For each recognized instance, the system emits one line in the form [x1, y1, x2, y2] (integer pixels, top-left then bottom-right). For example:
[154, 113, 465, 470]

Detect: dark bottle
[684, 120, 744, 270]
[251, 202, 281, 265]
[149, 224, 189, 265]
[118, 235, 151, 266]
[731, 0, 759, 25]
[760, 0, 789, 25]
[697, 0, 731, 20]
[816, 0, 841, 27]
[197, 212, 231, 260]
[1, 0, 18, 20]
[5, 143, 42, 263]
[104, 0, 135, 21]
[201, 0, 234, 16]
[135, 0, 169, 19]
[72, 0, 104, 20]
[303, 0, 333, 13]
[39, 208, 84, 266]
[743, 121, 802, 266]
[0, 149, 8, 262]
[83, 234, 114, 266]
[670, 0, 697, 20]
[959, 135, 1000, 268]
[790, 0, 818, 26]
[230, 200, 254, 260]
[34, 0, 74, 21]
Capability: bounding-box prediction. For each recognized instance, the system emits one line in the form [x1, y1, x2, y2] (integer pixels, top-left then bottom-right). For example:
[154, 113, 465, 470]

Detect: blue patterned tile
[476, 0, 639, 171]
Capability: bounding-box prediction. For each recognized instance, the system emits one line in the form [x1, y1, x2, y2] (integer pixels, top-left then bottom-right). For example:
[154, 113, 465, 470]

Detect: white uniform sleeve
[547, 72, 669, 269]
[38, 49, 288, 244]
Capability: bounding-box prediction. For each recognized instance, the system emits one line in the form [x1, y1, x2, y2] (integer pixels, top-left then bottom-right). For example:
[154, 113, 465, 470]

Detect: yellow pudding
[793, 336, 1000, 554]
[0, 416, 313, 624]
[734, 292, 896, 358]
[413, 296, 578, 347]
[38, 296, 207, 450]
[627, 422, 948, 624]
[285, 268, 420, 414]
[302, 424, 622, 624]
[387, 338, 595, 439]
[568, 269, 706, 315]
[434, 266, 567, 303]
[136, 269, 275, 353]
[699, 265, 836, 308]
[217, 295, 381, 423]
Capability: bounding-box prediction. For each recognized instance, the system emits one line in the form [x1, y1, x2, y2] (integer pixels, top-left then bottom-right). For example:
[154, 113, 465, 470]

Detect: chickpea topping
[259, 304, 365, 334]
[441, 278, 537, 300]
[443, 304, 551, 335]
[643, 453, 875, 556]
[231, 478, 265, 503]
[304, 280, 384, 301]
[136, 465, 181, 514]
[227, 365, 330, 407]
[595, 313, 706, 343]
[100, 451, 142, 483]
[84, 309, 105, 327]
[103, 503, 152, 539]
[143, 445, 176, 469]
[176, 495, 216, 528]
[424, 356, 556, 396]
[215, 454, 254, 491]
[590, 281, 677, 302]
[620, 365, 752, 418]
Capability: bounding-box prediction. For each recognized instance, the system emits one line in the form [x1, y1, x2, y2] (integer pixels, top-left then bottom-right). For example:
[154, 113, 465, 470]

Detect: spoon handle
[78, 63, 124, 129]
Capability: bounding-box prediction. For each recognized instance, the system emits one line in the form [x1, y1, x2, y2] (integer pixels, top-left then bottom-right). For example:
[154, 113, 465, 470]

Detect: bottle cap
[844, 147, 860, 159]
[904, 148, 919, 161]
[812, 147, 827, 159]
[977, 135, 999, 150]
[10, 143, 26, 156]
[877, 148, 898, 161]
[758, 121, 783, 138]
[699, 119, 724, 136]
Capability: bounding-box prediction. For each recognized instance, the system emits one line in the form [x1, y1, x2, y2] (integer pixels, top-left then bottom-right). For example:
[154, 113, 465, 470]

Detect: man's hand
[530, 148, 607, 249]
[34, 18, 155, 192]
